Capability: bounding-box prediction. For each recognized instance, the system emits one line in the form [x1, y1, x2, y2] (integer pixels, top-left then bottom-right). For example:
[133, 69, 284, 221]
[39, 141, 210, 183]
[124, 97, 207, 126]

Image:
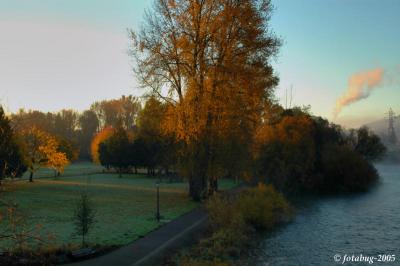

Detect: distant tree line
[95, 96, 178, 178]
[9, 95, 141, 160]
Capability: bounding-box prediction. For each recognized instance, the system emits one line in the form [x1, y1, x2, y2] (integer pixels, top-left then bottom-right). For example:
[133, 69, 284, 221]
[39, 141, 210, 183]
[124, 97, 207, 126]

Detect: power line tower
[387, 108, 398, 144]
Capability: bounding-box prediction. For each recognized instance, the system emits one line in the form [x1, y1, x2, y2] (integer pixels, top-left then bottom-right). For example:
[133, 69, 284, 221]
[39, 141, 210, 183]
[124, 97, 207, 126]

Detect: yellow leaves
[90, 126, 114, 164]
[46, 151, 69, 174]
[19, 126, 69, 173]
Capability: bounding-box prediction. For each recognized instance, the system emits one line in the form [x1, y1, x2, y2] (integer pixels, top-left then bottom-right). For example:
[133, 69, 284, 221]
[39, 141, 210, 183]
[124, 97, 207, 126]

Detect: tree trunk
[134, 166, 138, 174]
[29, 171, 33, 182]
[119, 168, 122, 178]
[209, 176, 218, 195]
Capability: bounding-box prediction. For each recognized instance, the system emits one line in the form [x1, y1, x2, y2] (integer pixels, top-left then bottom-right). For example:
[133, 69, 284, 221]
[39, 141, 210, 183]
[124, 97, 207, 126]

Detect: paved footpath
[65, 208, 208, 266]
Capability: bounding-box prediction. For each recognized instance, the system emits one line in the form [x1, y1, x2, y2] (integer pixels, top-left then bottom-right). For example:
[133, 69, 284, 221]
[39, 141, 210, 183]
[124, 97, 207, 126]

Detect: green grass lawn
[0, 162, 236, 250]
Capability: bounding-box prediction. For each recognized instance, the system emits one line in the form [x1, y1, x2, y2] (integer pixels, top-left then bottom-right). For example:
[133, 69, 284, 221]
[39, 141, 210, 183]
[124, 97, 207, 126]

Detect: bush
[236, 184, 292, 229]
[176, 185, 292, 265]
[320, 144, 379, 193]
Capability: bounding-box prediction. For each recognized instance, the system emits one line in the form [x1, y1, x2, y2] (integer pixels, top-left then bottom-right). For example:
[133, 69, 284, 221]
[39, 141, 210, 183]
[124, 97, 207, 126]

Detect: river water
[246, 164, 400, 266]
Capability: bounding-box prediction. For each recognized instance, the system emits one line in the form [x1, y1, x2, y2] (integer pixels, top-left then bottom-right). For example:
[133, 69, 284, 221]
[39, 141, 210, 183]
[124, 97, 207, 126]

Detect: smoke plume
[334, 68, 384, 118]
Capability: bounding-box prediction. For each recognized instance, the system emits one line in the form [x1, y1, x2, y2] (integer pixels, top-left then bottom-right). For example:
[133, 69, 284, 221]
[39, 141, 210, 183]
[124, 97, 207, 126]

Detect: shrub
[236, 184, 292, 230]
[177, 185, 292, 265]
[320, 144, 379, 193]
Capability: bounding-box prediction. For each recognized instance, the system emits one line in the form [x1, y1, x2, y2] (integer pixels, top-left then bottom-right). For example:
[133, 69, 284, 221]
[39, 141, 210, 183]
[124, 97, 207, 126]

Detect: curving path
[65, 208, 208, 266]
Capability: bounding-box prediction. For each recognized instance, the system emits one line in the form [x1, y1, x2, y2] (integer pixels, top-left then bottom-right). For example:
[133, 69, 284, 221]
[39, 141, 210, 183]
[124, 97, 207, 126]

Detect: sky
[0, 0, 399, 128]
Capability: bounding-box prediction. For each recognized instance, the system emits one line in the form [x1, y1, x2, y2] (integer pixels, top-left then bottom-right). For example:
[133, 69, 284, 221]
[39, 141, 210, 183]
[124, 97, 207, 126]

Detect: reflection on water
[246, 164, 400, 266]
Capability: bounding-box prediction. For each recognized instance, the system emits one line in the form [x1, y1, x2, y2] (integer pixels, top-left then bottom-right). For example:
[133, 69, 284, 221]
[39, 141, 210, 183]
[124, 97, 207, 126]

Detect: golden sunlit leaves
[46, 150, 69, 174]
[132, 0, 280, 198]
[255, 114, 314, 155]
[19, 126, 69, 175]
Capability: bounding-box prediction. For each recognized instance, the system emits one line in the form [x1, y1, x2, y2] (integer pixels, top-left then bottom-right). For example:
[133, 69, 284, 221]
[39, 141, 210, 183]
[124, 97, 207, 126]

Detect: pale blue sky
[0, 0, 399, 127]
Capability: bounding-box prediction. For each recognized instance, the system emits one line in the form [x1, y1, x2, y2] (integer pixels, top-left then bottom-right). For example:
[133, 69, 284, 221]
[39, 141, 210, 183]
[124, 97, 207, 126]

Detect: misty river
[245, 164, 400, 265]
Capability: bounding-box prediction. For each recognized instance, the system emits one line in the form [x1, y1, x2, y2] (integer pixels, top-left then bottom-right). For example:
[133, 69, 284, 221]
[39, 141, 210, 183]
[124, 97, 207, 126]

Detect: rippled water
[247, 164, 400, 266]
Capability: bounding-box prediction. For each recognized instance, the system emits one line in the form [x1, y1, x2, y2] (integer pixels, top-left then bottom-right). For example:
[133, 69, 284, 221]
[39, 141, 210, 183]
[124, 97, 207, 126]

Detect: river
[246, 163, 400, 265]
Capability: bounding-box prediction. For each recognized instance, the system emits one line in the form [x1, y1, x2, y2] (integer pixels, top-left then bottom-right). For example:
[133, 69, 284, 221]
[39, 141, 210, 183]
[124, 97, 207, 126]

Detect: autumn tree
[90, 126, 114, 164]
[46, 150, 70, 177]
[10, 109, 54, 132]
[254, 109, 316, 191]
[131, 0, 280, 200]
[90, 95, 141, 130]
[57, 137, 80, 162]
[19, 127, 68, 182]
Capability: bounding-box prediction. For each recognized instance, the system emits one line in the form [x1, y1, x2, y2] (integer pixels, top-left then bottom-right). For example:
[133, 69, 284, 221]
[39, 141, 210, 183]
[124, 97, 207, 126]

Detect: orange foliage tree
[90, 126, 114, 164]
[131, 0, 280, 200]
[46, 151, 69, 177]
[253, 108, 316, 190]
[20, 126, 69, 181]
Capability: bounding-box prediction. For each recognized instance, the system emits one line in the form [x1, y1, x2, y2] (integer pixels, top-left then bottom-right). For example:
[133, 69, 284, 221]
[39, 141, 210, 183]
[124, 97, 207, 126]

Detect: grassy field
[0, 162, 236, 250]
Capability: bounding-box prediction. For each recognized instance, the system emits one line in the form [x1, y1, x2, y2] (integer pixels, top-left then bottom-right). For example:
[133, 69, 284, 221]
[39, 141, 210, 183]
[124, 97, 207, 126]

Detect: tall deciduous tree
[78, 110, 99, 159]
[137, 96, 177, 175]
[131, 0, 280, 200]
[90, 95, 141, 130]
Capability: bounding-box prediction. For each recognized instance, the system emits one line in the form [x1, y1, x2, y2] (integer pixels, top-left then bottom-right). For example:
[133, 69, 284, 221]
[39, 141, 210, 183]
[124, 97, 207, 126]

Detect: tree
[90, 95, 141, 130]
[98, 127, 131, 177]
[136, 96, 178, 175]
[73, 191, 96, 247]
[321, 144, 379, 192]
[254, 111, 316, 191]
[131, 0, 280, 200]
[10, 109, 54, 132]
[57, 137, 80, 162]
[0, 106, 27, 184]
[128, 137, 148, 174]
[53, 109, 79, 140]
[46, 150, 70, 177]
[78, 110, 99, 159]
[90, 126, 114, 164]
[348, 127, 386, 162]
[19, 127, 65, 182]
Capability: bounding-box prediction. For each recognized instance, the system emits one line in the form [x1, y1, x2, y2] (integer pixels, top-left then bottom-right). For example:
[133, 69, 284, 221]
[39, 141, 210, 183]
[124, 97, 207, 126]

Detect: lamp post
[156, 181, 160, 222]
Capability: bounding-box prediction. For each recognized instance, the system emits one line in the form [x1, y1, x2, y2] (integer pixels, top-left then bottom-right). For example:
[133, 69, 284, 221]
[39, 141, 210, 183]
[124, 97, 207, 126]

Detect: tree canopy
[131, 0, 280, 200]
[0, 106, 27, 183]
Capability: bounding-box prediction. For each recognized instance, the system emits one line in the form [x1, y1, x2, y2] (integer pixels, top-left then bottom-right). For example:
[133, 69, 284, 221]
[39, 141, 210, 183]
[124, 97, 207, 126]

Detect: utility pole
[387, 108, 398, 145]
